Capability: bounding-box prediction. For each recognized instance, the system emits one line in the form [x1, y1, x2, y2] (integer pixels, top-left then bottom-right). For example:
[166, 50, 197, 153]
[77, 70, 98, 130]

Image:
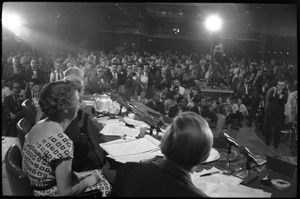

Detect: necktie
[245, 84, 248, 94]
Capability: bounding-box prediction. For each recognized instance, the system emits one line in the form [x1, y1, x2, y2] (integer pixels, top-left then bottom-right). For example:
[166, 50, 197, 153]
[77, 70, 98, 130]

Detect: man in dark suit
[168, 97, 189, 118]
[25, 59, 45, 86]
[6, 56, 27, 90]
[154, 67, 172, 89]
[105, 62, 124, 90]
[190, 95, 202, 115]
[3, 86, 25, 136]
[146, 92, 166, 116]
[263, 79, 288, 148]
[87, 66, 111, 94]
[25, 80, 35, 99]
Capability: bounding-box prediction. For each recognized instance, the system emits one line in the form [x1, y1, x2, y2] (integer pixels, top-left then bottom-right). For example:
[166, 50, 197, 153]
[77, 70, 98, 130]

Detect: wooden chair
[16, 118, 30, 150]
[5, 145, 103, 197]
[21, 98, 37, 129]
[5, 145, 33, 195]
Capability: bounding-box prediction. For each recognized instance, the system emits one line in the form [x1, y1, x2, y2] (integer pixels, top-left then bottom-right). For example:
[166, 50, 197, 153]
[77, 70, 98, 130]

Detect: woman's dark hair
[39, 81, 78, 123]
[161, 112, 213, 170]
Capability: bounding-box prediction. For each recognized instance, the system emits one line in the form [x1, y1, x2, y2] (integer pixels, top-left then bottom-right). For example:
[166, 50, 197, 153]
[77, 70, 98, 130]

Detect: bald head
[64, 67, 84, 79]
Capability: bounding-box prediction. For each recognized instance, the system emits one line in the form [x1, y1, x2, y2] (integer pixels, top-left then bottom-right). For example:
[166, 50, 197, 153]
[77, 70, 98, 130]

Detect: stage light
[205, 15, 222, 32]
[2, 13, 23, 34]
[204, 15, 222, 65]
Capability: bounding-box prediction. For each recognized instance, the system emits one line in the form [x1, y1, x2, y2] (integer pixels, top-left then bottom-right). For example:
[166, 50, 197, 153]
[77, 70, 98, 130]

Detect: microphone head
[239, 146, 256, 163]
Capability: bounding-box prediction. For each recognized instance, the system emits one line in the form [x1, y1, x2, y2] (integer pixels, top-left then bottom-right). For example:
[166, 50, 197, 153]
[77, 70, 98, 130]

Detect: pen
[200, 171, 220, 177]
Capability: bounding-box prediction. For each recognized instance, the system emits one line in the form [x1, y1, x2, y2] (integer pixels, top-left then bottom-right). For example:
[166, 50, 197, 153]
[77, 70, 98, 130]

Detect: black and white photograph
[2, 2, 298, 197]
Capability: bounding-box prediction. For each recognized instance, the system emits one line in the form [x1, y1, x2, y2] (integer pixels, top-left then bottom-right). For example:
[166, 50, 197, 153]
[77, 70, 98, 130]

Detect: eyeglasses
[277, 83, 285, 86]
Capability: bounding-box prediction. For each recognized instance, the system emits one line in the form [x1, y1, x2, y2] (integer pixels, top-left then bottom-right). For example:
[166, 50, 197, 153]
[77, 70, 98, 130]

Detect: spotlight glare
[2, 13, 23, 34]
[205, 15, 222, 32]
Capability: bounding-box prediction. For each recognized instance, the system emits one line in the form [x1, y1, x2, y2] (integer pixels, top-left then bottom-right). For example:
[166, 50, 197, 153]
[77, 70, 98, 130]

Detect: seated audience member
[49, 60, 64, 82]
[168, 96, 189, 118]
[171, 78, 185, 96]
[26, 58, 45, 86]
[199, 97, 217, 125]
[137, 89, 149, 105]
[87, 65, 111, 94]
[110, 112, 213, 197]
[186, 85, 201, 108]
[25, 80, 35, 99]
[146, 92, 166, 115]
[3, 85, 25, 136]
[158, 83, 169, 104]
[232, 98, 249, 127]
[2, 79, 11, 103]
[22, 81, 111, 196]
[164, 90, 179, 116]
[223, 97, 235, 128]
[11, 79, 26, 99]
[190, 94, 202, 115]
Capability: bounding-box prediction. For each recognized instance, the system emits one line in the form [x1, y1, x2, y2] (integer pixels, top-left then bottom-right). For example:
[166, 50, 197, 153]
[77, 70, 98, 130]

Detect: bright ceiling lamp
[2, 13, 23, 34]
[205, 15, 222, 32]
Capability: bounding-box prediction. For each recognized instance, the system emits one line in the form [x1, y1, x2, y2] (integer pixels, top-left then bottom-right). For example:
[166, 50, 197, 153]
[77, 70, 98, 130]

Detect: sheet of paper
[100, 137, 159, 157]
[100, 125, 140, 137]
[108, 150, 163, 163]
[97, 117, 125, 126]
[208, 182, 267, 198]
[209, 173, 243, 186]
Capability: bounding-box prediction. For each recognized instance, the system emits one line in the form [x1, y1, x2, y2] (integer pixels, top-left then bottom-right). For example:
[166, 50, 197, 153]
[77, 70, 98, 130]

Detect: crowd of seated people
[2, 47, 297, 142]
[1, 45, 298, 197]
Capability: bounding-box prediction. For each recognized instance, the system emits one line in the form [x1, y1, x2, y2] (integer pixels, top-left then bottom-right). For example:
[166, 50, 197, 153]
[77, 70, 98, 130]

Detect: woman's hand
[83, 173, 100, 187]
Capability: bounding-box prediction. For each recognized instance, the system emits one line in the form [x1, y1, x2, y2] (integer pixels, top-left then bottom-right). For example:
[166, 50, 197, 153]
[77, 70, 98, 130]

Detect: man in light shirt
[232, 98, 249, 127]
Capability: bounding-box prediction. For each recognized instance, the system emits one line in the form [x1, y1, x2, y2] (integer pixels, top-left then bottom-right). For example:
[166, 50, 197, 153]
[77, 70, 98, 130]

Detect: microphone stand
[234, 146, 258, 185]
[215, 133, 242, 175]
[110, 91, 162, 138]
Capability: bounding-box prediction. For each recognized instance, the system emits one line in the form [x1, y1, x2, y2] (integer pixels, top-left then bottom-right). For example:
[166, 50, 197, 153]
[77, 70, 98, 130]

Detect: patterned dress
[22, 132, 111, 196]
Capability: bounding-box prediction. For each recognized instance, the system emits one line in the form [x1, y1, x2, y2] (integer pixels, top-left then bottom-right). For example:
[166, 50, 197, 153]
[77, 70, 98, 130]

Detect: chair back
[21, 98, 37, 128]
[5, 145, 33, 196]
[16, 118, 30, 150]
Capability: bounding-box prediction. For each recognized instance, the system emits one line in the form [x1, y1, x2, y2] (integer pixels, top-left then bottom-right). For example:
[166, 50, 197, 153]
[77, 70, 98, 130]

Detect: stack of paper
[100, 135, 163, 163]
[97, 116, 126, 126]
[100, 125, 140, 137]
[191, 167, 272, 197]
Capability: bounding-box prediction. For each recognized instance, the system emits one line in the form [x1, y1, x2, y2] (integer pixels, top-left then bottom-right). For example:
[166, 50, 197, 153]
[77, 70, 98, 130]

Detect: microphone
[110, 92, 132, 112]
[219, 132, 239, 148]
[235, 145, 259, 185]
[239, 146, 257, 164]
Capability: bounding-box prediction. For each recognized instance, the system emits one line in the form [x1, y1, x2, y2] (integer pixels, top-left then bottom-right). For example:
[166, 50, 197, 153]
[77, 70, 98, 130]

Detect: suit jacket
[190, 104, 200, 115]
[105, 70, 123, 86]
[3, 94, 24, 121]
[25, 69, 45, 85]
[110, 160, 207, 197]
[25, 87, 34, 99]
[146, 100, 166, 116]
[265, 88, 288, 119]
[168, 105, 189, 118]
[154, 73, 172, 88]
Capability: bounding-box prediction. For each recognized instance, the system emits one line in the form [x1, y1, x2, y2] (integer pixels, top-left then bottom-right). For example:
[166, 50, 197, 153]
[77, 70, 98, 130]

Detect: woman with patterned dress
[22, 81, 111, 196]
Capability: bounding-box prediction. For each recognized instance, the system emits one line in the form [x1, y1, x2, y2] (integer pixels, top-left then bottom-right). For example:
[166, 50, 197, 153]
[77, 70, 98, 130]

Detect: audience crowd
[2, 47, 298, 145]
